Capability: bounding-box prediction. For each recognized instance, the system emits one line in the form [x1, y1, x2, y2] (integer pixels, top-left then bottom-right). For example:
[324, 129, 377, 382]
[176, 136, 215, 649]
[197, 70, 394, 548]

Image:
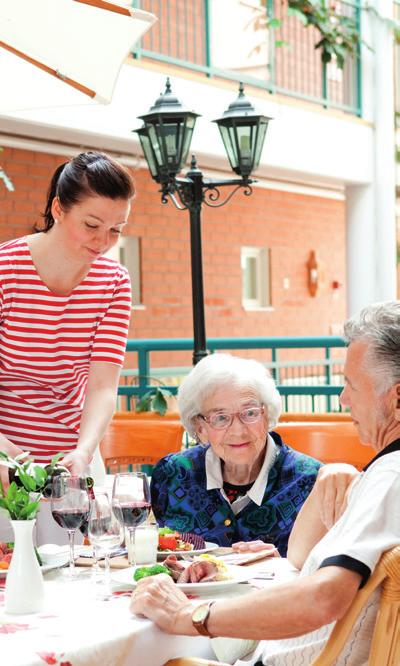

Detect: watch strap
[192, 600, 216, 637]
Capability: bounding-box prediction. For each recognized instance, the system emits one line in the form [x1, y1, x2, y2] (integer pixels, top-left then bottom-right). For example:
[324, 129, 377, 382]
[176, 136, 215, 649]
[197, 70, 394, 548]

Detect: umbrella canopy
[0, 0, 157, 104]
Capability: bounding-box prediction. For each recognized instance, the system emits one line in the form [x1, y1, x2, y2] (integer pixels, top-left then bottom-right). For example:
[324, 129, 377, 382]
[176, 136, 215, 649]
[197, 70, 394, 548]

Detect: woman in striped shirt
[0, 151, 135, 487]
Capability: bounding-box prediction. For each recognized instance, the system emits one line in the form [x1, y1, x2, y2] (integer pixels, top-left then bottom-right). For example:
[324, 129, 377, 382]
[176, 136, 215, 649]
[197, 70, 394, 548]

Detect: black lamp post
[135, 78, 271, 365]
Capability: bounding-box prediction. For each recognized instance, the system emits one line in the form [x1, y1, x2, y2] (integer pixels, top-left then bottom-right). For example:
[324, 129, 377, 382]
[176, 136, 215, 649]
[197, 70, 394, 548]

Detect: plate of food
[157, 528, 218, 559]
[0, 541, 70, 577]
[112, 553, 251, 593]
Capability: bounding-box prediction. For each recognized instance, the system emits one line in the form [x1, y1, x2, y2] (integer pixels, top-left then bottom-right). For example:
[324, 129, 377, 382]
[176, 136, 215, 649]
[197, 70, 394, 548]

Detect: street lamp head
[213, 82, 272, 179]
[134, 78, 200, 184]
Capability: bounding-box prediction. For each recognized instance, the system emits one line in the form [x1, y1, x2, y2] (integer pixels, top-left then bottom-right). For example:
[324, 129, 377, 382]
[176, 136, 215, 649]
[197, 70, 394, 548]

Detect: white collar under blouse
[204, 433, 279, 514]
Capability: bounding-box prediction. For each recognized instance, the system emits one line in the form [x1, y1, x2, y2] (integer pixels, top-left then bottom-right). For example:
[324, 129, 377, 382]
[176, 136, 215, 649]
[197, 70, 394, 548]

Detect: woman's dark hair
[41, 151, 135, 231]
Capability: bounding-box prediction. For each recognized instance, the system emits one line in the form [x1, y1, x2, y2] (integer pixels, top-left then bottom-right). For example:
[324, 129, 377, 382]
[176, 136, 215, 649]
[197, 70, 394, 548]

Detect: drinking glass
[112, 472, 151, 566]
[88, 492, 123, 589]
[51, 474, 90, 577]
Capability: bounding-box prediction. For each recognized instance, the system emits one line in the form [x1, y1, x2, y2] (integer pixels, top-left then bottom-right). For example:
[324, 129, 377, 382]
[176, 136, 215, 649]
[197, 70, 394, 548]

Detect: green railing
[119, 336, 347, 412]
[131, 0, 361, 116]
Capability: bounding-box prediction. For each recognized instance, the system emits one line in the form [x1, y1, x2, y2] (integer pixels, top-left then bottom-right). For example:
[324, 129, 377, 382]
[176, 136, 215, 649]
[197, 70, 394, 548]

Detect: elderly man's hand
[316, 463, 359, 529]
[130, 573, 196, 635]
[232, 541, 280, 557]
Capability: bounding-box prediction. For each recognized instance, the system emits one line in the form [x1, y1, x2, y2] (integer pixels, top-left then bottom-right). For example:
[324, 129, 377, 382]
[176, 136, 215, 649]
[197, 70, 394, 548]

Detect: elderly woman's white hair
[177, 353, 282, 437]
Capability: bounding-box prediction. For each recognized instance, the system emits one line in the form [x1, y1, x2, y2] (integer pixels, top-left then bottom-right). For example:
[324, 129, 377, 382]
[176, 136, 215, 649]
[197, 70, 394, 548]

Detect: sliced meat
[180, 532, 205, 550]
[177, 559, 218, 584]
[163, 554, 188, 582]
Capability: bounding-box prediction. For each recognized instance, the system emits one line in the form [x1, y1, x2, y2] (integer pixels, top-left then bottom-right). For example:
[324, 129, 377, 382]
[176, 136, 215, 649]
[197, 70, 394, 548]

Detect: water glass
[88, 493, 123, 587]
[131, 523, 158, 566]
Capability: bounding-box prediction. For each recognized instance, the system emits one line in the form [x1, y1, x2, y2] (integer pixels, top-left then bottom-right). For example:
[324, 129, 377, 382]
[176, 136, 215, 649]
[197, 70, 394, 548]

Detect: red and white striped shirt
[0, 236, 132, 463]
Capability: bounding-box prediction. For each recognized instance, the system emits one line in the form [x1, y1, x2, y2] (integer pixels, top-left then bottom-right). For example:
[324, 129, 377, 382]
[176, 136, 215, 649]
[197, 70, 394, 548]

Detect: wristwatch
[191, 600, 216, 637]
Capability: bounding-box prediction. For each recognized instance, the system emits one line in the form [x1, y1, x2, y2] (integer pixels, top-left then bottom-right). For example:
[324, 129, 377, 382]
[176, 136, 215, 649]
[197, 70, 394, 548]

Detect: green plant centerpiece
[135, 387, 174, 415]
[0, 451, 68, 520]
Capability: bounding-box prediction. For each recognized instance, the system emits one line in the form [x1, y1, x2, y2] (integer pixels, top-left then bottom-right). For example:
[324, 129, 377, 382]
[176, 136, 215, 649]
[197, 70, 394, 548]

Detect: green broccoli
[133, 564, 172, 582]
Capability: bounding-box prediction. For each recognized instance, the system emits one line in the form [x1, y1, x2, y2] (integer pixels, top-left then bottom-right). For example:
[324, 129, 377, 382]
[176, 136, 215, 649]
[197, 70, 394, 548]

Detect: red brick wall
[137, 0, 206, 64]
[0, 146, 346, 369]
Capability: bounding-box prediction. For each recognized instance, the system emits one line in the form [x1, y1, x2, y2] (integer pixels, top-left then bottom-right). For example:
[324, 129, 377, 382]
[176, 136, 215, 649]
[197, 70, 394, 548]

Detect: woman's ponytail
[39, 162, 68, 231]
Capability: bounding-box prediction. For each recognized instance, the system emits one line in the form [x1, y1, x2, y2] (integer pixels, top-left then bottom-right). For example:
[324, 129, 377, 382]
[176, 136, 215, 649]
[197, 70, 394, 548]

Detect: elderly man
[131, 301, 400, 665]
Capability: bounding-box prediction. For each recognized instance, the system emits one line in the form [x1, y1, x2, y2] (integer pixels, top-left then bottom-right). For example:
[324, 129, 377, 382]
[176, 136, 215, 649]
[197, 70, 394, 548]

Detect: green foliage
[0, 451, 63, 520]
[287, 0, 361, 69]
[0, 483, 41, 520]
[257, 0, 400, 70]
[135, 387, 173, 415]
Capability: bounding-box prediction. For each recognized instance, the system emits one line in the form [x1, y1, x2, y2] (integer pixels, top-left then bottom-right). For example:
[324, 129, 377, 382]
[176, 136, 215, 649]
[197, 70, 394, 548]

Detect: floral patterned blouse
[150, 431, 322, 556]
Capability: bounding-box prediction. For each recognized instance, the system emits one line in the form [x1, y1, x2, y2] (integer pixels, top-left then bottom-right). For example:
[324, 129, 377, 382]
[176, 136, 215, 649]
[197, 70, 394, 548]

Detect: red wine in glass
[52, 508, 89, 530]
[112, 472, 151, 566]
[51, 474, 90, 577]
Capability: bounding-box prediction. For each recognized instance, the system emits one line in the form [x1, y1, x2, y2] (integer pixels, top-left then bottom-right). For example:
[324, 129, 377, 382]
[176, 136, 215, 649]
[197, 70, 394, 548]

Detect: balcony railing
[119, 335, 347, 413]
[131, 0, 361, 115]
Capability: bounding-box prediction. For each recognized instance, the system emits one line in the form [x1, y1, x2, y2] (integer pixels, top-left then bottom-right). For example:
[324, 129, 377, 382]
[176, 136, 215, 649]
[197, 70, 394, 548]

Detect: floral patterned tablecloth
[0, 570, 212, 666]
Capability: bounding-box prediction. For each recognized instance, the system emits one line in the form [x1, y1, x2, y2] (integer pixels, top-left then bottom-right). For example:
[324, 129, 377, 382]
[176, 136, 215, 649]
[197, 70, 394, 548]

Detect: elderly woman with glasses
[151, 353, 324, 556]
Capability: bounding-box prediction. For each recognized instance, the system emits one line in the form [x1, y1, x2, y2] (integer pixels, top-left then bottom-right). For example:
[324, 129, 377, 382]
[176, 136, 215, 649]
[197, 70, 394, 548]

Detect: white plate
[112, 563, 251, 593]
[157, 541, 219, 560]
[0, 561, 68, 578]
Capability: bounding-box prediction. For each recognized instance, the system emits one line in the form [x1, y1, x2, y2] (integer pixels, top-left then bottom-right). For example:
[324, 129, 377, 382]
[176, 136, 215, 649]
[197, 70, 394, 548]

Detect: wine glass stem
[68, 529, 76, 574]
[104, 553, 110, 581]
[128, 528, 136, 566]
[93, 545, 100, 577]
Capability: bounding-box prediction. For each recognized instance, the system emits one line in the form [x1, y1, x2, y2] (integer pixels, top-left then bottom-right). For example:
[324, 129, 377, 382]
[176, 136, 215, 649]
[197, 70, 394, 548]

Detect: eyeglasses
[198, 406, 264, 430]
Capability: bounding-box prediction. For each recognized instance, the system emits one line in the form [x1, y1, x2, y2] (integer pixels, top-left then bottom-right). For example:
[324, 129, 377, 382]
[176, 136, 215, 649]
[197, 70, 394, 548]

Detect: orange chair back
[280, 412, 352, 422]
[100, 418, 184, 470]
[113, 410, 181, 421]
[275, 422, 375, 470]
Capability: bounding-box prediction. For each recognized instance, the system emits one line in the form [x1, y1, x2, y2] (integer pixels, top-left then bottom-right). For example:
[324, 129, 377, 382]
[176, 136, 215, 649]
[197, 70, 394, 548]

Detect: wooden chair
[275, 421, 375, 470]
[280, 412, 352, 422]
[100, 418, 184, 472]
[163, 546, 400, 666]
[311, 545, 400, 665]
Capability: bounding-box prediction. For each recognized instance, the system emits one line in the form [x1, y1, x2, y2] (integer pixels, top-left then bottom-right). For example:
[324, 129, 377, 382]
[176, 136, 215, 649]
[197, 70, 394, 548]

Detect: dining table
[0, 550, 299, 666]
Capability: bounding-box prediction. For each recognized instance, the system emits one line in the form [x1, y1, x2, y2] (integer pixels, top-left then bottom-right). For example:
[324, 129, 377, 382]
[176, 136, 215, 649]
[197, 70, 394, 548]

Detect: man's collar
[362, 438, 400, 472]
[205, 434, 279, 506]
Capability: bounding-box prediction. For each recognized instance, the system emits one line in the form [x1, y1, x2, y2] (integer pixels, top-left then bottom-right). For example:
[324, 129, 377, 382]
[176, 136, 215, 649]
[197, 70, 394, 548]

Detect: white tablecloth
[0, 558, 298, 666]
[0, 569, 213, 666]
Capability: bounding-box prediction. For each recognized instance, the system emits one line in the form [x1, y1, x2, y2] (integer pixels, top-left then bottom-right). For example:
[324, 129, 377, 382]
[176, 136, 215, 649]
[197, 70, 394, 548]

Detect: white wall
[0, 59, 373, 191]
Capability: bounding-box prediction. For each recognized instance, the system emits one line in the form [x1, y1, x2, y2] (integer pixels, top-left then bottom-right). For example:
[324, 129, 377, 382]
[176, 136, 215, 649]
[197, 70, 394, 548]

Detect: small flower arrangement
[0, 452, 66, 520]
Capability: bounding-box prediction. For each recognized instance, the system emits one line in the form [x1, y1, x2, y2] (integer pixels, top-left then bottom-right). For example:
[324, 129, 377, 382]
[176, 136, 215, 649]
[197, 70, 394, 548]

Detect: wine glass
[112, 472, 151, 566]
[88, 492, 123, 593]
[51, 474, 90, 577]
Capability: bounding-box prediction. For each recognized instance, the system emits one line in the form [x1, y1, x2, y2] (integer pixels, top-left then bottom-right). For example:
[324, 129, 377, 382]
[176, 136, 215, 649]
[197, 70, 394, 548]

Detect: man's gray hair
[344, 300, 400, 392]
[177, 353, 282, 437]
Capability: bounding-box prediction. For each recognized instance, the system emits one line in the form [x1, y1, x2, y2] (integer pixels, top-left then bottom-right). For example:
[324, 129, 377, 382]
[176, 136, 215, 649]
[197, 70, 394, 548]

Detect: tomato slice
[158, 535, 177, 551]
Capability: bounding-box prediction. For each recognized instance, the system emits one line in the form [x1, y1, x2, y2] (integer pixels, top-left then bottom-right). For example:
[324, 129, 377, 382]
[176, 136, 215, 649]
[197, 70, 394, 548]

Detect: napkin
[75, 555, 130, 569]
[211, 637, 258, 663]
[218, 549, 278, 566]
[37, 543, 84, 567]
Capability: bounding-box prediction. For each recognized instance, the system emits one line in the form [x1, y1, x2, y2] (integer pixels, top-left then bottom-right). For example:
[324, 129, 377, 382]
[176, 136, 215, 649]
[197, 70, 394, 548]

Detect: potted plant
[0, 452, 65, 614]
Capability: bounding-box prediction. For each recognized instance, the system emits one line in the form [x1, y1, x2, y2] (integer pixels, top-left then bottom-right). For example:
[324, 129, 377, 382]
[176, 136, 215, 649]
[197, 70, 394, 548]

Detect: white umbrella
[0, 0, 157, 105]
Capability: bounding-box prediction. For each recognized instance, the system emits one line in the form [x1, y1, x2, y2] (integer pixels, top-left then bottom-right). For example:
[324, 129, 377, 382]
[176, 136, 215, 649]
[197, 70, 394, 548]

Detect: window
[106, 235, 142, 307]
[241, 246, 271, 309]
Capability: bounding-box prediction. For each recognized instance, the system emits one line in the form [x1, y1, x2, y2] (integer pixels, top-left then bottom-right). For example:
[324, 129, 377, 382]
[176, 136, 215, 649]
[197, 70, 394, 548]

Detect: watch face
[192, 603, 209, 623]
